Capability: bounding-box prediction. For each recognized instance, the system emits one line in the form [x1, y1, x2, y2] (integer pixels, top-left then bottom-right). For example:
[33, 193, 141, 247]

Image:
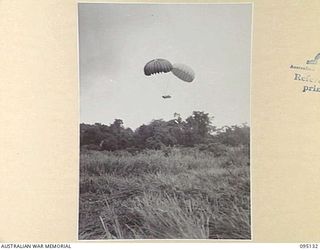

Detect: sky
[79, 3, 252, 130]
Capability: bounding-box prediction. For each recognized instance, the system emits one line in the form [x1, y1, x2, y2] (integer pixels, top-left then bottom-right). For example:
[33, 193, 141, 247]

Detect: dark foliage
[80, 111, 250, 151]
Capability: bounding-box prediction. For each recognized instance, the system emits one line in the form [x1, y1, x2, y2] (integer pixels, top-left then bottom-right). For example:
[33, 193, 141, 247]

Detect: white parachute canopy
[171, 63, 195, 82]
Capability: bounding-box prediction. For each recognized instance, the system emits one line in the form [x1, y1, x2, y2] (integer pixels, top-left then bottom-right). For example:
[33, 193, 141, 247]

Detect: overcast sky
[79, 3, 252, 129]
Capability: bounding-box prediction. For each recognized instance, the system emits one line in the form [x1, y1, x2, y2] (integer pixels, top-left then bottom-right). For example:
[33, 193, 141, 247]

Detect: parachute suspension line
[164, 81, 169, 95]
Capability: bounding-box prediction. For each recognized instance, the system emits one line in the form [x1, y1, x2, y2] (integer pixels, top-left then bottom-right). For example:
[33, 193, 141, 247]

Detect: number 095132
[300, 244, 318, 249]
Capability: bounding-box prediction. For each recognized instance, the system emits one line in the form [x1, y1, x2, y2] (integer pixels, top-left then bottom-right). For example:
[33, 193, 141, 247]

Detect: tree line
[80, 111, 250, 152]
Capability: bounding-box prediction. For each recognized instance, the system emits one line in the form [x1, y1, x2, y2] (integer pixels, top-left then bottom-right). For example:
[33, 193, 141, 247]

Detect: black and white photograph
[78, 3, 252, 240]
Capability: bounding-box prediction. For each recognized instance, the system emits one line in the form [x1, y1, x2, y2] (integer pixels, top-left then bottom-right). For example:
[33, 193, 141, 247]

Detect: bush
[81, 144, 101, 151]
[197, 143, 228, 157]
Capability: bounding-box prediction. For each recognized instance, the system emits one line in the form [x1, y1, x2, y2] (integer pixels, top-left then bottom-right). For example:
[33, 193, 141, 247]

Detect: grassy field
[78, 146, 250, 239]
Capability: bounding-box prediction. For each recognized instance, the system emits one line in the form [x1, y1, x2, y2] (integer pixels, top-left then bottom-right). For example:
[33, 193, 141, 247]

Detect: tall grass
[79, 146, 250, 240]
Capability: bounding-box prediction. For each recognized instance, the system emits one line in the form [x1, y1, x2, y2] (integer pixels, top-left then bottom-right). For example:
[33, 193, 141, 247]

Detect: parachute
[144, 59, 173, 76]
[171, 63, 195, 82]
[143, 59, 195, 98]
